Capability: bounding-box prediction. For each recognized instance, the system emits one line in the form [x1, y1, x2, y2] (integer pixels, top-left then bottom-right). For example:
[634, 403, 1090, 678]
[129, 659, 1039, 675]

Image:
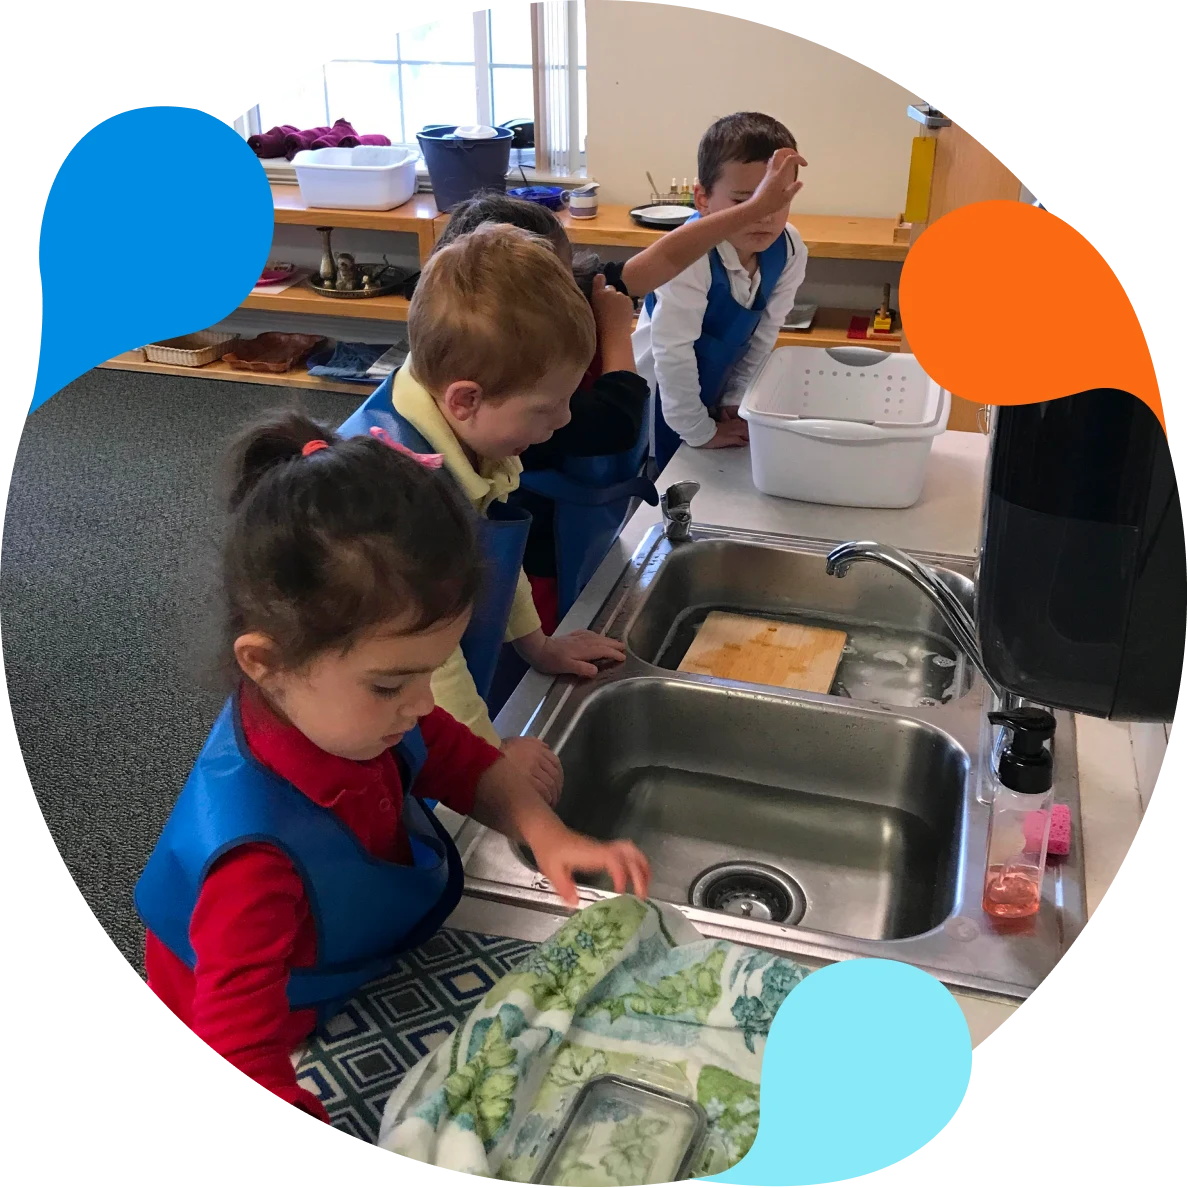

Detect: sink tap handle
[661, 481, 699, 542]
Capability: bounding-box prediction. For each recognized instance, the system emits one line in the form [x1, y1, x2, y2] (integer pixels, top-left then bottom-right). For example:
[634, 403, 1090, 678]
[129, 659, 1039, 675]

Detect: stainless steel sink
[623, 535, 975, 707]
[535, 677, 966, 942]
[457, 523, 1087, 1002]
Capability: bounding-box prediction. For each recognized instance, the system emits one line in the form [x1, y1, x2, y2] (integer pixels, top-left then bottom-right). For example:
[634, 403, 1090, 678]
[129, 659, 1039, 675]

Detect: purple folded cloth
[248, 119, 391, 161]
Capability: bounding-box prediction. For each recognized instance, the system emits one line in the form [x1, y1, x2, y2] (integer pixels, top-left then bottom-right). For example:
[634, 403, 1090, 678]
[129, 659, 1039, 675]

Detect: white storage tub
[738, 345, 951, 509]
[291, 146, 418, 210]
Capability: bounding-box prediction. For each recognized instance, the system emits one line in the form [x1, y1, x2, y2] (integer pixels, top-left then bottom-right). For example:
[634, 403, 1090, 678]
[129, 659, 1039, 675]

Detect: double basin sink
[455, 523, 1087, 1001]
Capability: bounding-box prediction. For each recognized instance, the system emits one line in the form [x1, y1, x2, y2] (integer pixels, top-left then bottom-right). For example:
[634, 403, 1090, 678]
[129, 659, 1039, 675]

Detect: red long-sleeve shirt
[144, 683, 503, 1122]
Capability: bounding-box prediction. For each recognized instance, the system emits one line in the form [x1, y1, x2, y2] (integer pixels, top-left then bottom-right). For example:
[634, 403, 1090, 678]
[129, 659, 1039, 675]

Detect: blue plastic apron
[488, 418, 658, 716]
[644, 216, 791, 472]
[338, 377, 532, 708]
[134, 694, 463, 1019]
[514, 414, 658, 617]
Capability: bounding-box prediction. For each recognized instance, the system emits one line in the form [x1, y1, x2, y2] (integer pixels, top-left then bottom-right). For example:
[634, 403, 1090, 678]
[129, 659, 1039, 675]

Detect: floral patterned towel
[376, 896, 809, 1182]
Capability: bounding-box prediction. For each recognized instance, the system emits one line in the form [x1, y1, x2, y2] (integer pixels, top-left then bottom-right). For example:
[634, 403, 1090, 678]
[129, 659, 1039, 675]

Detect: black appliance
[978, 389, 1185, 721]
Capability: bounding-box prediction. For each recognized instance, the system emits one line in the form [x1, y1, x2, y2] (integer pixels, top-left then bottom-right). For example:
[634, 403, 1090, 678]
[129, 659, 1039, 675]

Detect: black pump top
[988, 708, 1056, 794]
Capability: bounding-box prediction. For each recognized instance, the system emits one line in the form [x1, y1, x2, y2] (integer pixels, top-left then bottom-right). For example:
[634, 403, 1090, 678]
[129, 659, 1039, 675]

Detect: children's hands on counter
[515, 628, 627, 679]
[470, 755, 652, 907]
[501, 735, 563, 805]
[531, 829, 652, 907]
[699, 417, 750, 449]
[747, 147, 807, 218]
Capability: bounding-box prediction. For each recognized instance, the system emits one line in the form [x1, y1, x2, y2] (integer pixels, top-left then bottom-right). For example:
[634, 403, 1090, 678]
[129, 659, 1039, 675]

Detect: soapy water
[660, 607, 967, 708]
[982, 863, 1042, 918]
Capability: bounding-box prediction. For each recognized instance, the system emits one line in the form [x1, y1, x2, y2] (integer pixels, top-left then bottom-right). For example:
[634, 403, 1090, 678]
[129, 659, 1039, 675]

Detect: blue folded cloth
[307, 341, 394, 380]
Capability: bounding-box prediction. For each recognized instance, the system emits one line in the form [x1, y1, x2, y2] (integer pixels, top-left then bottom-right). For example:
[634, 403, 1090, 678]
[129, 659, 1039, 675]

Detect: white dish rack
[739, 345, 951, 508]
[291, 146, 419, 211]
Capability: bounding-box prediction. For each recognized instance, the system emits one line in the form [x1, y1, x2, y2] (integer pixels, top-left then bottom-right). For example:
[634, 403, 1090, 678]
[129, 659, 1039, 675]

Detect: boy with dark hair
[634, 112, 809, 470]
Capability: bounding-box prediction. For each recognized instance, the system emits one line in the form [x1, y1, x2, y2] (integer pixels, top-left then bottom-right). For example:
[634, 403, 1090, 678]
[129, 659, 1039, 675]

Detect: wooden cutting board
[678, 612, 847, 694]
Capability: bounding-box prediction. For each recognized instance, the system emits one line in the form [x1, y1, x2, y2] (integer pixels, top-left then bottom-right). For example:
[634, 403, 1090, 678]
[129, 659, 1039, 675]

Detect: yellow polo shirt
[390, 360, 542, 744]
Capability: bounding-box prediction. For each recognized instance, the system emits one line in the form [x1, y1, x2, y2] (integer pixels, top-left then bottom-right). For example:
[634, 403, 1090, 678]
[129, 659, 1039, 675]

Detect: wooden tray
[223, 332, 328, 374]
[678, 612, 847, 694]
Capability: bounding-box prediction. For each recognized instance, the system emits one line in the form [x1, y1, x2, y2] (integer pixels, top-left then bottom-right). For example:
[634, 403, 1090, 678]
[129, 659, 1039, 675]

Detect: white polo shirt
[633, 224, 808, 448]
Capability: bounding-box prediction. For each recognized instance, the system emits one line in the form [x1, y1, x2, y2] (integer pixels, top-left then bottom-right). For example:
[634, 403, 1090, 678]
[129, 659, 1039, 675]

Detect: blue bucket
[417, 125, 513, 212]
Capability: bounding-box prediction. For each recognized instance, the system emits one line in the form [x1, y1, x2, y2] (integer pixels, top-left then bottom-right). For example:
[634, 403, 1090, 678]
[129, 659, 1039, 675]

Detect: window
[250, 3, 587, 177]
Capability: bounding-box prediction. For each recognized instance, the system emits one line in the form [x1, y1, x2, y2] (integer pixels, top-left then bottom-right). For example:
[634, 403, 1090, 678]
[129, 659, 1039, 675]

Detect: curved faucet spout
[825, 540, 1007, 704]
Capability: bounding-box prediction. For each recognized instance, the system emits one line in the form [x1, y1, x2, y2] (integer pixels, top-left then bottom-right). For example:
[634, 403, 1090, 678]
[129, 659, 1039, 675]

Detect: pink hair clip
[369, 425, 445, 469]
[302, 439, 330, 456]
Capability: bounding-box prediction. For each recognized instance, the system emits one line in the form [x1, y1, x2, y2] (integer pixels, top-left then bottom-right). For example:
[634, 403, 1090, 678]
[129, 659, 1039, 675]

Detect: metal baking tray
[532, 1074, 708, 1185]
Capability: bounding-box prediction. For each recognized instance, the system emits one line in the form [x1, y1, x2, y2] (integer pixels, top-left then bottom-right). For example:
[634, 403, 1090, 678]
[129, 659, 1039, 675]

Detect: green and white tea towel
[376, 895, 810, 1182]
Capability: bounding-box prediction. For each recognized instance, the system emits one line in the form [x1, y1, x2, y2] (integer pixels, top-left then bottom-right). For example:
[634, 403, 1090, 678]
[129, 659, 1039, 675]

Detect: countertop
[450, 431, 1148, 1047]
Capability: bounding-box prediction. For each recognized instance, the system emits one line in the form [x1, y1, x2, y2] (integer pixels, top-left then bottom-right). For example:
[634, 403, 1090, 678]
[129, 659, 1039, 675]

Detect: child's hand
[698, 418, 750, 449]
[528, 824, 652, 906]
[590, 274, 636, 340]
[500, 736, 563, 805]
[747, 147, 807, 219]
[515, 628, 627, 679]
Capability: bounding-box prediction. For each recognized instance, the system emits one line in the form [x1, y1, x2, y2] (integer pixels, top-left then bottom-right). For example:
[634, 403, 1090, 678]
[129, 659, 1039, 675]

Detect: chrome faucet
[825, 540, 1013, 706]
[660, 481, 700, 543]
[827, 541, 1034, 799]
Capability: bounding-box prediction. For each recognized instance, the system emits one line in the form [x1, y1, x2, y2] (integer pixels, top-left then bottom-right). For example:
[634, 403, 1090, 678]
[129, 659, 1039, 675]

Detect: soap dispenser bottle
[982, 708, 1057, 919]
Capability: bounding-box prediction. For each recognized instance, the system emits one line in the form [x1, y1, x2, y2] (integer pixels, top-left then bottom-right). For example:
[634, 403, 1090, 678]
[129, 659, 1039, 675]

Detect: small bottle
[982, 708, 1056, 919]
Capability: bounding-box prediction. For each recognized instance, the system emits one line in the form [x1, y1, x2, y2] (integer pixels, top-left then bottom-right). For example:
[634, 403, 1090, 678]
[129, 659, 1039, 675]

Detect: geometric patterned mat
[295, 928, 537, 1144]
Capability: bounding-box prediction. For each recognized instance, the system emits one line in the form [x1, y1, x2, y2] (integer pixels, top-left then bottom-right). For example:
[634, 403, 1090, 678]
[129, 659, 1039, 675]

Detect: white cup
[566, 190, 599, 218]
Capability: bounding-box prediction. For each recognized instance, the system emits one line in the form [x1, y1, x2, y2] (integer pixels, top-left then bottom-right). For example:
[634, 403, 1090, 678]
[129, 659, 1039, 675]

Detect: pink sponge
[1024, 803, 1072, 857]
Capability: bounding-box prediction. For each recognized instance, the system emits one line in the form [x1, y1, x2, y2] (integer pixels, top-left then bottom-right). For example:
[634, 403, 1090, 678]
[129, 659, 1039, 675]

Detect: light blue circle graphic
[704, 958, 972, 1184]
[32, 106, 273, 414]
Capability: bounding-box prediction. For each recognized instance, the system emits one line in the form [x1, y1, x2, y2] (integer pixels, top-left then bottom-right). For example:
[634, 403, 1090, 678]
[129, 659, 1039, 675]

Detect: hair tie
[369, 426, 445, 469]
[302, 439, 329, 457]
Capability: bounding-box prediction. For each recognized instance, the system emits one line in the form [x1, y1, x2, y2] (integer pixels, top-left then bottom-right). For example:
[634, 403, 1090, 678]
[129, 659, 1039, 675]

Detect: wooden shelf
[426, 203, 909, 261]
[776, 307, 904, 352]
[237, 283, 897, 350]
[272, 185, 439, 260]
[100, 352, 371, 395]
[278, 193, 910, 262]
[242, 282, 411, 321]
[790, 215, 909, 262]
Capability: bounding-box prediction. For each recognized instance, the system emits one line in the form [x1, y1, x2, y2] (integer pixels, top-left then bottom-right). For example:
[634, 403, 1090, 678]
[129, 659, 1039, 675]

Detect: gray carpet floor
[1, 369, 361, 972]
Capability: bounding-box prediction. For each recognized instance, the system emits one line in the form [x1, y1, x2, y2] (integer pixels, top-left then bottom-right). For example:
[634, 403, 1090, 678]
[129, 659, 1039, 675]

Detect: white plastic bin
[291, 146, 418, 210]
[738, 345, 951, 509]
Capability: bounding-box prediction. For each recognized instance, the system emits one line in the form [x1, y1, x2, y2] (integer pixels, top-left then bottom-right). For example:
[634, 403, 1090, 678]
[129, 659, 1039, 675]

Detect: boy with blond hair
[372, 223, 622, 795]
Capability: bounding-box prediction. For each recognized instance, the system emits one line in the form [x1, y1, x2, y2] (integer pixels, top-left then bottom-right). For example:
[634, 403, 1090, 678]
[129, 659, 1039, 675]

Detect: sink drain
[689, 863, 806, 925]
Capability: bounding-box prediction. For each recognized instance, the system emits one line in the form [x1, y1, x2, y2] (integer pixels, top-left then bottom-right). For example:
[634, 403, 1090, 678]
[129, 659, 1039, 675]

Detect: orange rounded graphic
[900, 201, 1163, 431]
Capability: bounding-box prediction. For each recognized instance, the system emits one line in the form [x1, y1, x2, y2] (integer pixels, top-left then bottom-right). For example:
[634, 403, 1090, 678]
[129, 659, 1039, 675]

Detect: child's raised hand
[515, 628, 627, 679]
[533, 830, 652, 907]
[747, 147, 807, 218]
[590, 274, 636, 339]
[501, 736, 563, 805]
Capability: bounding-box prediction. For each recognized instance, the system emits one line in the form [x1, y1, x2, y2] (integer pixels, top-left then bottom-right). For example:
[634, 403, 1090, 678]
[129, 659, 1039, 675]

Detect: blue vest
[338, 377, 532, 708]
[134, 695, 463, 1018]
[645, 216, 792, 471]
[513, 420, 657, 622]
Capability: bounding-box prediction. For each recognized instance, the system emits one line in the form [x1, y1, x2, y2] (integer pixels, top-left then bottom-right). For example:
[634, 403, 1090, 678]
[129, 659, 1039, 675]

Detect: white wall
[585, 0, 921, 216]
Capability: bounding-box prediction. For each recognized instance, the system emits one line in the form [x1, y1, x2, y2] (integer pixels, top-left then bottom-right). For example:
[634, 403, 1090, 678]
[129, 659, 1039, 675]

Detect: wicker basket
[144, 330, 238, 367]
